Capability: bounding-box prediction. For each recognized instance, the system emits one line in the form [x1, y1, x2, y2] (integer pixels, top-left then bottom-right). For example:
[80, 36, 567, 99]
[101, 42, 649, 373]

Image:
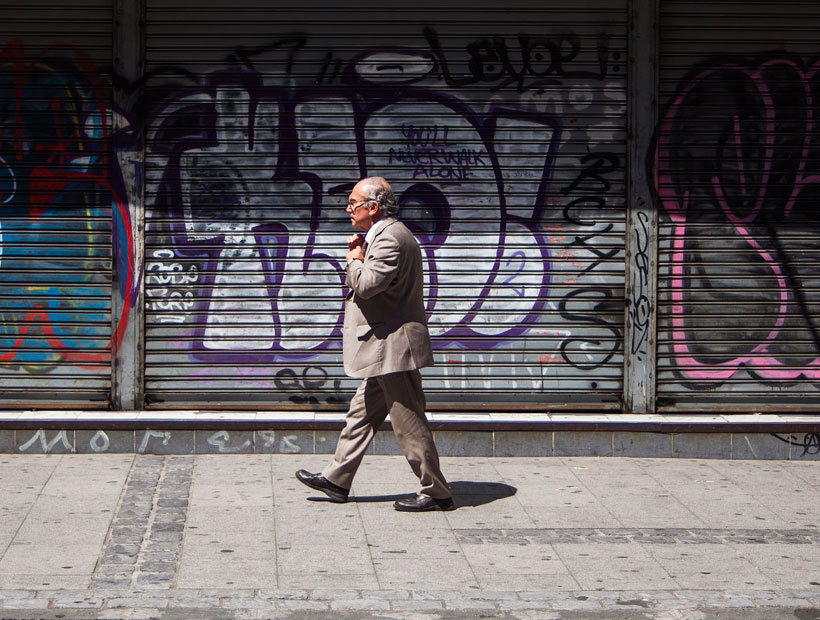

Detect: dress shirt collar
[364, 216, 390, 246]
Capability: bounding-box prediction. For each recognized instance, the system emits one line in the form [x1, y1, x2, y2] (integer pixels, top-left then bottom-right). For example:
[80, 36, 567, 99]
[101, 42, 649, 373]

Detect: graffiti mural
[0, 17, 627, 406]
[0, 41, 133, 390]
[143, 26, 626, 404]
[654, 54, 820, 393]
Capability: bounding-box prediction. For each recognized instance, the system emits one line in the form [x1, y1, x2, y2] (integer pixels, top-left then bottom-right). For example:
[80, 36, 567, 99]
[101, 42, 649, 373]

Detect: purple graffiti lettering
[146, 51, 562, 362]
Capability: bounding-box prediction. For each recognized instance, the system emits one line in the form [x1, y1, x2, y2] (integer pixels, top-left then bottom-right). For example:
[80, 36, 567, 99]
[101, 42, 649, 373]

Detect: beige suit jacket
[342, 218, 434, 378]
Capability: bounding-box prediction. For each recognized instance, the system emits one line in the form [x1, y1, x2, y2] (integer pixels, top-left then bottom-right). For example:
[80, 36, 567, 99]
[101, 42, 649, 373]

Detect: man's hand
[347, 234, 365, 251]
[346, 246, 364, 265]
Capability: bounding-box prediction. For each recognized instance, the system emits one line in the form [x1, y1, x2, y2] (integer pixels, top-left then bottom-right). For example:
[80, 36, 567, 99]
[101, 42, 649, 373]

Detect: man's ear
[368, 202, 380, 217]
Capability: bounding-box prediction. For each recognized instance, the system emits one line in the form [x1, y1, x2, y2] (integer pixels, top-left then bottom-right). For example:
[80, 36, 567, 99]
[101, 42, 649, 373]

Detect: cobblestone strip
[456, 527, 820, 545]
[93, 455, 164, 589]
[92, 455, 194, 591]
[135, 456, 194, 589]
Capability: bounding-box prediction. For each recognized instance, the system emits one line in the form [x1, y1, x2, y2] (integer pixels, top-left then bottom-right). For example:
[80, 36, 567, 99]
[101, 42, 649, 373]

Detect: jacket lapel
[367, 218, 397, 258]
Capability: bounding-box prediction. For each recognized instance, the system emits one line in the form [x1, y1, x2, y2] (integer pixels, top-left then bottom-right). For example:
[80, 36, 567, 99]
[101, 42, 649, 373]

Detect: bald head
[355, 177, 399, 218]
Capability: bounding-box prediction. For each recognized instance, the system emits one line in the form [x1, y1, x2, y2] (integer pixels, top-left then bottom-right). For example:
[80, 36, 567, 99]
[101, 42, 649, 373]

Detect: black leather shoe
[295, 470, 349, 503]
[393, 494, 455, 512]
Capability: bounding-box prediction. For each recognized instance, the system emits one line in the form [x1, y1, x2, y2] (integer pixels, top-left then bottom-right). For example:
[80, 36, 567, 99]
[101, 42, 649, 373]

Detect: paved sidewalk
[0, 454, 819, 619]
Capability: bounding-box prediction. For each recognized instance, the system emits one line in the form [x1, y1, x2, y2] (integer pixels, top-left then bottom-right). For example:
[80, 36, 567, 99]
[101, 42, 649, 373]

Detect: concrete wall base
[1, 426, 818, 460]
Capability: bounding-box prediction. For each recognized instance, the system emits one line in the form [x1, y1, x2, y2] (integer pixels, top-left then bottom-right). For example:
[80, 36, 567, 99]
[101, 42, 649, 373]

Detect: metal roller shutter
[144, 0, 627, 410]
[0, 1, 115, 407]
[655, 1, 820, 410]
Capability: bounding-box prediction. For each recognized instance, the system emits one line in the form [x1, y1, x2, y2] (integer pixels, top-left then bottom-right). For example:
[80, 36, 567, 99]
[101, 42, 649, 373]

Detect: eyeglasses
[346, 198, 372, 212]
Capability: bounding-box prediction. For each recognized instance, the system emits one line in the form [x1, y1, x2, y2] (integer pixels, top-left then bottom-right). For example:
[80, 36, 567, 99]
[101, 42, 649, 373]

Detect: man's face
[347, 183, 374, 231]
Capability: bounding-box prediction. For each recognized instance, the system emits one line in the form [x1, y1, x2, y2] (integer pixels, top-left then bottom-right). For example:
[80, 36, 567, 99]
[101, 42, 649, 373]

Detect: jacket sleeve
[345, 233, 400, 300]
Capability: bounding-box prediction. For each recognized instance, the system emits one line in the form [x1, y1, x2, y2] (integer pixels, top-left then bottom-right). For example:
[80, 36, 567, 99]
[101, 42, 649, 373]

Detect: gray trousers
[322, 370, 450, 499]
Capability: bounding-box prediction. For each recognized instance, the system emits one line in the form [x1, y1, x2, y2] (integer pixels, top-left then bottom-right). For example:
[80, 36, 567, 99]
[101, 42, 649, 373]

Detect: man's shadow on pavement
[325, 481, 516, 508]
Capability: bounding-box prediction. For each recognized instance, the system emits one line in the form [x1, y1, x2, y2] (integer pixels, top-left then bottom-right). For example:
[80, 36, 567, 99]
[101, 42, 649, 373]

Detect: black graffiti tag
[772, 433, 820, 457]
[561, 152, 618, 196]
[558, 288, 621, 370]
[275, 368, 345, 406]
[424, 27, 615, 93]
[568, 225, 620, 274]
[558, 152, 623, 370]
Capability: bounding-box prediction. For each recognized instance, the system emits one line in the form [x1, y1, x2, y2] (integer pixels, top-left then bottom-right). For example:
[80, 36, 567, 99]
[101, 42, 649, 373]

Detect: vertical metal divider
[112, 0, 146, 410]
[624, 0, 659, 413]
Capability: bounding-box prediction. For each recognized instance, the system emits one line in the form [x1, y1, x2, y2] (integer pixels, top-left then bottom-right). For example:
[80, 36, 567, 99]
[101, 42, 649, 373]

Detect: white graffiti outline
[19, 430, 73, 453]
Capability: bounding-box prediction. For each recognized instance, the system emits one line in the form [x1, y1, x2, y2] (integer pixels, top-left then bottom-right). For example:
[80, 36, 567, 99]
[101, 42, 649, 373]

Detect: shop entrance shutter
[143, 0, 628, 410]
[0, 0, 115, 407]
[655, 1, 820, 410]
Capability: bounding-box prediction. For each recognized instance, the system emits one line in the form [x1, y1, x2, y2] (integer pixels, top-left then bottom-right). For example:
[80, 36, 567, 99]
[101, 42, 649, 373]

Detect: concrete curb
[1, 411, 819, 432]
[1, 413, 819, 457]
[0, 588, 819, 617]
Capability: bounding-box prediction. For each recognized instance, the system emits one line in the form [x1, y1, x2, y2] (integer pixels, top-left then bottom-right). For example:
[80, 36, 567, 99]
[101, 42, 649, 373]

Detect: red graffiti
[0, 41, 133, 368]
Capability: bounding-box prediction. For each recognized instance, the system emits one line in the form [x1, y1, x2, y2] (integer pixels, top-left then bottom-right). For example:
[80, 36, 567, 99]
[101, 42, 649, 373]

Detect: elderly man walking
[295, 177, 452, 511]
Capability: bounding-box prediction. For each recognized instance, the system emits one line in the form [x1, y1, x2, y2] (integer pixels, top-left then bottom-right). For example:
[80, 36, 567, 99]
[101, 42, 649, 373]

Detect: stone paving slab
[0, 454, 818, 619]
